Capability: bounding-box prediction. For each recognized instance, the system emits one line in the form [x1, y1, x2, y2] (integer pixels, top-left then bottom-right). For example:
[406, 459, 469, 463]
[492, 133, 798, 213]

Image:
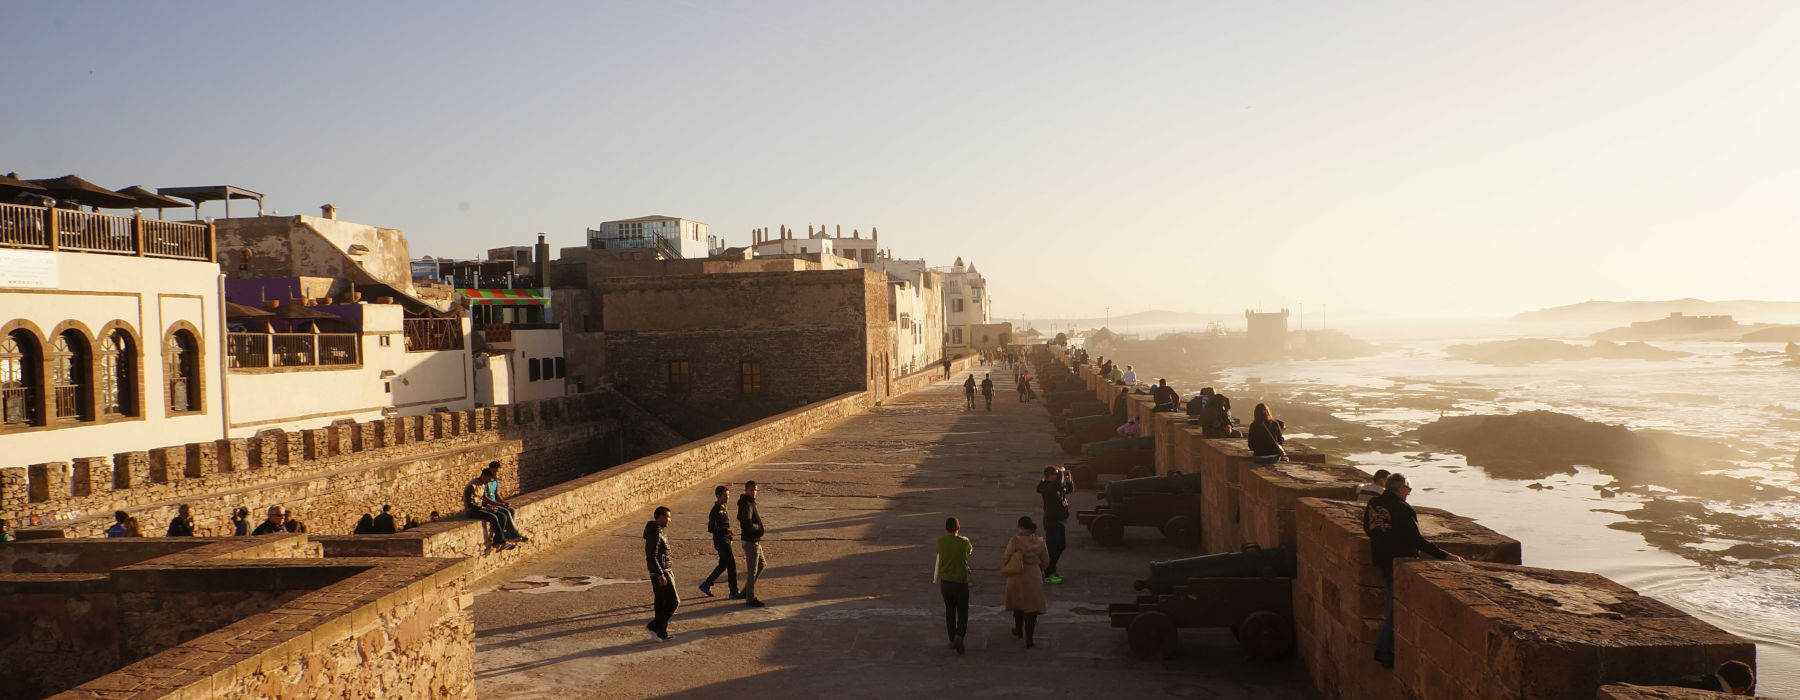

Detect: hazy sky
[5, 1, 1799, 320]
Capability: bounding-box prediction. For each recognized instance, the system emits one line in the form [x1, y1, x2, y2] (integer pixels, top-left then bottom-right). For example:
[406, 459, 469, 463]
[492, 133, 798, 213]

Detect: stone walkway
[470, 369, 1317, 698]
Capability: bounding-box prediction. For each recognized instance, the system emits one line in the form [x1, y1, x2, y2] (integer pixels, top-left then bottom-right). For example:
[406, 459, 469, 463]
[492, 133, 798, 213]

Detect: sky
[5, 1, 1800, 321]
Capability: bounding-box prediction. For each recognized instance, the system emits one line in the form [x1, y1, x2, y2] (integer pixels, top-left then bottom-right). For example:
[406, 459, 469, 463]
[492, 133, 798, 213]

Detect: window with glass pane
[51, 331, 91, 421]
[667, 359, 691, 393]
[739, 360, 763, 396]
[1, 331, 39, 426]
[166, 330, 198, 413]
[100, 330, 134, 416]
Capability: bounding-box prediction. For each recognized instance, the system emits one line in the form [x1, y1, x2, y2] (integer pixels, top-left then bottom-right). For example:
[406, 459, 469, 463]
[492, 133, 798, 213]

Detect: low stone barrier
[1396, 560, 1754, 698]
[316, 356, 979, 584]
[1196, 437, 1328, 553]
[1, 536, 472, 699]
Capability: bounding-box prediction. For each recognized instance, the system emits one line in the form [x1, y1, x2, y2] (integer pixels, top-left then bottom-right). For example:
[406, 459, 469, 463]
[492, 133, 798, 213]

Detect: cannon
[1045, 389, 1092, 410]
[1067, 436, 1156, 484]
[1056, 414, 1124, 454]
[1109, 580, 1294, 661]
[1133, 545, 1295, 596]
[1052, 400, 1107, 430]
[1098, 470, 1204, 505]
[1075, 468, 1200, 547]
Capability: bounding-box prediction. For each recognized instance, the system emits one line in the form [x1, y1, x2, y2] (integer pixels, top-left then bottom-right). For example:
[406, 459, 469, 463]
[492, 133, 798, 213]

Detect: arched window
[51, 330, 92, 421]
[165, 329, 199, 413]
[1, 330, 41, 426]
[99, 330, 136, 417]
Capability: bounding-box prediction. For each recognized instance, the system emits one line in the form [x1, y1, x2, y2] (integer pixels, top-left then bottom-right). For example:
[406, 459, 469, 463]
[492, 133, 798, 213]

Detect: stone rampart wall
[4, 390, 676, 540]
[1067, 359, 1757, 699]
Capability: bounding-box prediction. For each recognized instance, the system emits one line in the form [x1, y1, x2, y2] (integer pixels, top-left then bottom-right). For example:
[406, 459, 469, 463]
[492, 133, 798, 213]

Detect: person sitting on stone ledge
[1112, 387, 1130, 421]
[231, 507, 251, 536]
[166, 504, 196, 537]
[105, 510, 131, 538]
[1116, 417, 1142, 438]
[1199, 393, 1238, 438]
[465, 467, 520, 550]
[1358, 470, 1391, 503]
[1247, 403, 1286, 464]
[283, 510, 308, 534]
[0, 518, 12, 542]
[1363, 473, 1463, 668]
[1675, 660, 1755, 695]
[372, 505, 399, 534]
[482, 462, 530, 543]
[251, 506, 288, 536]
[1107, 364, 1124, 384]
[1121, 365, 1138, 385]
[124, 516, 143, 537]
[403, 515, 421, 531]
[1152, 379, 1180, 412]
[1186, 387, 1213, 418]
[353, 513, 376, 534]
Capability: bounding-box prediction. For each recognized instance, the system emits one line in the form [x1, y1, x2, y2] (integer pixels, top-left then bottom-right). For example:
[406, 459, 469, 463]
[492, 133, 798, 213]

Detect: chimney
[835, 224, 841, 236]
[853, 228, 860, 239]
[807, 224, 814, 237]
[872, 226, 878, 243]
[534, 233, 550, 268]
[320, 204, 337, 220]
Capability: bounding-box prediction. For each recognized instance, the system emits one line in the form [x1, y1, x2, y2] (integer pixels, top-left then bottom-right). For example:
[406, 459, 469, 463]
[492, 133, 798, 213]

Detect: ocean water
[1155, 323, 1800, 695]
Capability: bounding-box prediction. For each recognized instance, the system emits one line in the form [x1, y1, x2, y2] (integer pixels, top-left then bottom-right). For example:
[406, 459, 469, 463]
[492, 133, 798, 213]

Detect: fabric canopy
[116, 185, 189, 209]
[460, 288, 548, 305]
[0, 172, 48, 194]
[26, 175, 138, 208]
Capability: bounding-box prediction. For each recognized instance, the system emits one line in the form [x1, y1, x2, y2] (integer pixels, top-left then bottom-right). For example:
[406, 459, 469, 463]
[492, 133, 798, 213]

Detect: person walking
[935, 516, 973, 655]
[941, 356, 952, 378]
[700, 485, 741, 599]
[980, 374, 994, 411]
[1037, 466, 1074, 583]
[1363, 473, 1461, 667]
[1001, 516, 1052, 648]
[963, 374, 977, 410]
[737, 480, 768, 608]
[644, 506, 679, 641]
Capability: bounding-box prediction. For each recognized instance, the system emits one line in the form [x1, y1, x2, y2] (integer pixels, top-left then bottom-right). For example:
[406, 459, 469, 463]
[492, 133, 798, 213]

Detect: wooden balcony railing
[404, 318, 464, 353]
[0, 202, 213, 261]
[228, 332, 361, 369]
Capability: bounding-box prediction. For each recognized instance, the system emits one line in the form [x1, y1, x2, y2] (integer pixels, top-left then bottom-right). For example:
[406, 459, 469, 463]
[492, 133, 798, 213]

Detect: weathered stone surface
[1396, 561, 1755, 699]
[1241, 460, 1370, 550]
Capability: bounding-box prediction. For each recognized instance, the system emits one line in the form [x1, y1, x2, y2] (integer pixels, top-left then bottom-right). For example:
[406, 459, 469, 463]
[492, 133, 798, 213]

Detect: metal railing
[228, 332, 361, 369]
[0, 202, 212, 261]
[404, 318, 464, 352]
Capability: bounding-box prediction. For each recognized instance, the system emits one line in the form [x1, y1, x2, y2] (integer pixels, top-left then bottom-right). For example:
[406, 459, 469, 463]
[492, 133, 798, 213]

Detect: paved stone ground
[471, 370, 1317, 699]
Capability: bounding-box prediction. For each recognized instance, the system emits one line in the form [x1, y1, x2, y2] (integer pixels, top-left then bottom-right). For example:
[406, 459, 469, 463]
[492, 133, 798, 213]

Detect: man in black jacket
[645, 506, 679, 641]
[699, 485, 741, 599]
[1037, 466, 1075, 584]
[737, 481, 768, 608]
[1363, 473, 1461, 667]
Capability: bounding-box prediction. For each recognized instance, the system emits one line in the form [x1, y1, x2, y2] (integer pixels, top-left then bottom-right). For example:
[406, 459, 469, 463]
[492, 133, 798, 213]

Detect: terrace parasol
[25, 174, 138, 209]
[116, 186, 191, 219]
[0, 172, 48, 199]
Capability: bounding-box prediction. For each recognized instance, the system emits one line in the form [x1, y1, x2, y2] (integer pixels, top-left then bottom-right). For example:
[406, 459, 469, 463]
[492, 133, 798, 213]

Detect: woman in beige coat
[1001, 515, 1051, 648]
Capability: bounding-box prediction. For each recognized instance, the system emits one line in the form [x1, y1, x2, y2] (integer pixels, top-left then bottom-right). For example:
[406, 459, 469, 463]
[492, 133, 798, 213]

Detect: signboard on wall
[0, 248, 58, 289]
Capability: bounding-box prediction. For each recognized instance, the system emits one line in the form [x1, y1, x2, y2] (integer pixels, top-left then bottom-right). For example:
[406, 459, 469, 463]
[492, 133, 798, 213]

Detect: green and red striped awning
[459, 288, 549, 305]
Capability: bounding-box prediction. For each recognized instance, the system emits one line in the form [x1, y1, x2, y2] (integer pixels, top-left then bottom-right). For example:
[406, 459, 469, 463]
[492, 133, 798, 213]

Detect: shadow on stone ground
[471, 369, 1318, 699]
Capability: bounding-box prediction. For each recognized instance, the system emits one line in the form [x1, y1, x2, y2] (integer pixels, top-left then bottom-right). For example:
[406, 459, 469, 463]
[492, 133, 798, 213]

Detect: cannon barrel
[1097, 469, 1202, 502]
[1065, 414, 1124, 442]
[1134, 546, 1297, 595]
[1046, 389, 1092, 407]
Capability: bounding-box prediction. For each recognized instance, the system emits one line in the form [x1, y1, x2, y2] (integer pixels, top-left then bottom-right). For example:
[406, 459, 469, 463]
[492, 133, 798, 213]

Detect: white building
[1, 204, 225, 469]
[939, 257, 1002, 353]
[868, 258, 945, 374]
[588, 216, 717, 259]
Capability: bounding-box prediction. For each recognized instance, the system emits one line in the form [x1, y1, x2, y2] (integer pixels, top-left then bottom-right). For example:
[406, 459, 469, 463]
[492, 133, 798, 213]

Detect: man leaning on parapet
[1363, 473, 1461, 668]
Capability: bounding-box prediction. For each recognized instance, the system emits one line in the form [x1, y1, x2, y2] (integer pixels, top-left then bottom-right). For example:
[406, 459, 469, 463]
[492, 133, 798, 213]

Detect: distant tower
[1244, 308, 1291, 355]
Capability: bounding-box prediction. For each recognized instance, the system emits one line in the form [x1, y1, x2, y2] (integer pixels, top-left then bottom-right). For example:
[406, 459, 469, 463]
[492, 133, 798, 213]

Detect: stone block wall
[1394, 560, 1755, 699]
[1293, 498, 1522, 700]
[1239, 461, 1370, 551]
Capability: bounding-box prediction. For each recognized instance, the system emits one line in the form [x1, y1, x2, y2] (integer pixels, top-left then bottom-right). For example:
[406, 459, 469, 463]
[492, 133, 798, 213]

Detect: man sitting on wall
[465, 466, 522, 550]
[481, 463, 529, 542]
[1151, 379, 1180, 412]
[371, 504, 399, 534]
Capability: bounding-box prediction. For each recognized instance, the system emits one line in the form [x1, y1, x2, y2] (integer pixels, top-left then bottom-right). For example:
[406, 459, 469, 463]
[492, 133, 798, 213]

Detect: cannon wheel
[1127, 465, 1153, 479]
[1127, 610, 1178, 660]
[1161, 515, 1198, 547]
[1089, 513, 1125, 546]
[1234, 610, 1294, 661]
